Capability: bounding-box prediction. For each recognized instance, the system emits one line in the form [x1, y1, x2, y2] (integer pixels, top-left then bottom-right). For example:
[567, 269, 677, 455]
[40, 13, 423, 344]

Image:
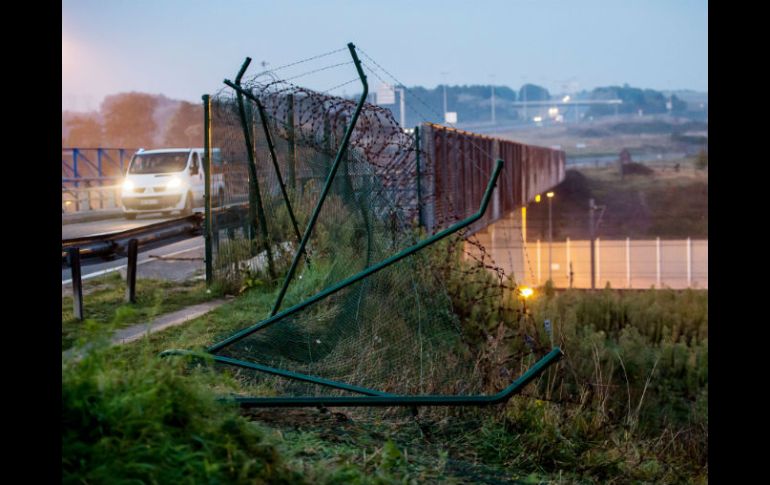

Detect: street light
[518, 285, 534, 314]
[546, 192, 554, 282]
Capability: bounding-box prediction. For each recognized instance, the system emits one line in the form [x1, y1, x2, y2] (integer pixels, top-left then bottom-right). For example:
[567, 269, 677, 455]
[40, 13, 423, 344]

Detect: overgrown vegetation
[62, 243, 707, 483]
[436, 253, 708, 482]
[62, 344, 301, 484]
[525, 163, 708, 239]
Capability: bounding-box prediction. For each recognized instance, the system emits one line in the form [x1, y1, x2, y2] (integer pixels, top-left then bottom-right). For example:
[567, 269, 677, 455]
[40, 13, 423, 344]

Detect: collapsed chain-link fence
[166, 43, 565, 409]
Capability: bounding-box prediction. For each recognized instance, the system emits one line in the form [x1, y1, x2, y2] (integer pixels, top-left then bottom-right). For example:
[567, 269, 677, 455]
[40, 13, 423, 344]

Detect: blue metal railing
[62, 148, 137, 213]
[62, 148, 136, 186]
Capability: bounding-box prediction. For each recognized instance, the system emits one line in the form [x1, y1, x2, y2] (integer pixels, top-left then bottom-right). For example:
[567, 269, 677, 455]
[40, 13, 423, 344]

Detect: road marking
[62, 243, 204, 285]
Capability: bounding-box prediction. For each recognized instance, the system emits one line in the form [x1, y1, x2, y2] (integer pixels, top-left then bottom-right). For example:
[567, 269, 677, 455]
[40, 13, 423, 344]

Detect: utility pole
[443, 85, 447, 115]
[547, 191, 554, 281]
[490, 74, 496, 124]
[396, 87, 406, 127]
[441, 71, 449, 120]
[523, 85, 528, 122]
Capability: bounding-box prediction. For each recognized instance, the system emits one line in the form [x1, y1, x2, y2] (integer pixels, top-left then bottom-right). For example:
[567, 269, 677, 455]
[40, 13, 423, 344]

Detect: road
[62, 210, 205, 284]
[62, 235, 204, 284]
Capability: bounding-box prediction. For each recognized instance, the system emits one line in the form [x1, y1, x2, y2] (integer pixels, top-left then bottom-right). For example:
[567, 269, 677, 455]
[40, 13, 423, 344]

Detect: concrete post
[626, 237, 631, 288]
[656, 237, 661, 287]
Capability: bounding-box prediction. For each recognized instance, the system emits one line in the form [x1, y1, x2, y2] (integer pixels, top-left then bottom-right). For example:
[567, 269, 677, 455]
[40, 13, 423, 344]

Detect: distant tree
[163, 101, 203, 146]
[695, 148, 708, 170]
[64, 114, 104, 147]
[518, 84, 550, 102]
[101, 92, 159, 148]
[588, 85, 685, 117]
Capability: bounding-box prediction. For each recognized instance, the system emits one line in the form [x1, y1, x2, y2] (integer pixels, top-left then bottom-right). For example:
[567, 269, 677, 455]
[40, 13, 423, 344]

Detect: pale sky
[62, 0, 708, 112]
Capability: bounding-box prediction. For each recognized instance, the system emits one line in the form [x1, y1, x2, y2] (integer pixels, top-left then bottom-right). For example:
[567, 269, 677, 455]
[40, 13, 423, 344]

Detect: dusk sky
[62, 0, 708, 112]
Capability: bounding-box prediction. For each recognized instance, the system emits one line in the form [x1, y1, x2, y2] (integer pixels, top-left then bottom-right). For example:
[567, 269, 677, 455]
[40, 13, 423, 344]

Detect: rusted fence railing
[418, 123, 565, 235]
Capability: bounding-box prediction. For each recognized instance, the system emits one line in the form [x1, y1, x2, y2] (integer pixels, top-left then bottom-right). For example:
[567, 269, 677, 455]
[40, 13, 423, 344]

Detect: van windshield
[128, 153, 189, 174]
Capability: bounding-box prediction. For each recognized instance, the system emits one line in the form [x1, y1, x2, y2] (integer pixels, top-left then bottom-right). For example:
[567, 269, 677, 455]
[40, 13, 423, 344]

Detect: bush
[622, 161, 654, 176]
[62, 346, 301, 484]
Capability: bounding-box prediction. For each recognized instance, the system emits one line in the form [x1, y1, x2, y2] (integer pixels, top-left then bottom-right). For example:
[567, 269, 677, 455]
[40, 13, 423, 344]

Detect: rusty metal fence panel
[419, 123, 565, 235]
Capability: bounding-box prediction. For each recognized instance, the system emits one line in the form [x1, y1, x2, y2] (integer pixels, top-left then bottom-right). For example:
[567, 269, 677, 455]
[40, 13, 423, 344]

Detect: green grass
[63, 252, 707, 483]
[525, 161, 707, 239]
[62, 342, 301, 484]
[582, 162, 708, 237]
[61, 272, 217, 351]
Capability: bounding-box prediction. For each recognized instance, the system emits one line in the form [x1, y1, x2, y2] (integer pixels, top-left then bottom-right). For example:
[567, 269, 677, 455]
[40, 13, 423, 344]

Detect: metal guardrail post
[68, 248, 83, 321]
[126, 239, 138, 303]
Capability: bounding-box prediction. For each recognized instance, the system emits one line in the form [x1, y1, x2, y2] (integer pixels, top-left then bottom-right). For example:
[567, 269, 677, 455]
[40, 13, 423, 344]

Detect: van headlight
[122, 179, 134, 191]
[167, 177, 183, 189]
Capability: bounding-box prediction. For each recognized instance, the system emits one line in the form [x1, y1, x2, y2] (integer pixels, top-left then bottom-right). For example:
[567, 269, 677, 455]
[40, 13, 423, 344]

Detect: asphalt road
[62, 210, 202, 239]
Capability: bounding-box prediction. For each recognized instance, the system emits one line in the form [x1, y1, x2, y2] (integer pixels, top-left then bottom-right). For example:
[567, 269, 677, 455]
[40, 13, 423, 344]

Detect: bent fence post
[266, 42, 369, 317]
[231, 57, 276, 278]
[205, 159, 503, 353]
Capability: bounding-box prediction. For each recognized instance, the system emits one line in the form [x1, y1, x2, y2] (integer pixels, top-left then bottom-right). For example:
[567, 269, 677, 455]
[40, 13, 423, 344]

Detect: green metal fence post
[160, 349, 394, 398]
[251, 93, 304, 250]
[232, 57, 276, 279]
[206, 159, 503, 353]
[228, 347, 563, 408]
[202, 94, 213, 285]
[267, 42, 369, 317]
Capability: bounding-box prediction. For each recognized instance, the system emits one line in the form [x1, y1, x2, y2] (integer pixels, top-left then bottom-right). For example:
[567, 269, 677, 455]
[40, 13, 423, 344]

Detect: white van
[120, 148, 224, 219]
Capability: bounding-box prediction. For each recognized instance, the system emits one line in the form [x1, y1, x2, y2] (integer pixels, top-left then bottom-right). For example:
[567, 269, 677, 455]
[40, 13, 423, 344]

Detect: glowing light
[546, 191, 554, 198]
[122, 179, 135, 191]
[535, 194, 541, 203]
[519, 287, 534, 298]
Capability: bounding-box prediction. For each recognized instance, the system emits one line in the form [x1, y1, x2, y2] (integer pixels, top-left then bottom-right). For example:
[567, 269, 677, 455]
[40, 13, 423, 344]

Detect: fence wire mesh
[196, 45, 565, 409]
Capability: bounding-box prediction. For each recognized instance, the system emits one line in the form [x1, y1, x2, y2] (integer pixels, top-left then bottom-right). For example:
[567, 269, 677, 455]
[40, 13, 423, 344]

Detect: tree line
[62, 92, 203, 148]
[62, 83, 696, 149]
